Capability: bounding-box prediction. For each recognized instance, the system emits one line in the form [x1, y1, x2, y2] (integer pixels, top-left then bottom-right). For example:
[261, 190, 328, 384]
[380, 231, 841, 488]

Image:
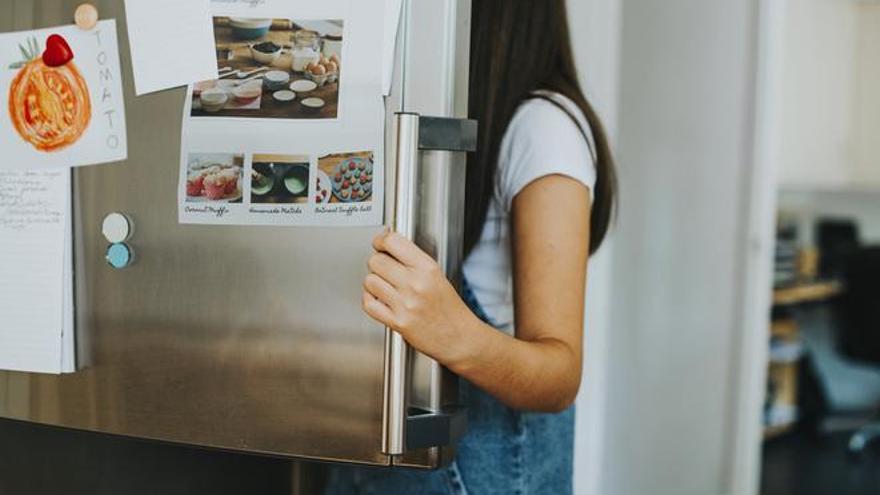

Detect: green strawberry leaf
[30, 37, 40, 59]
[18, 43, 30, 61]
[9, 37, 42, 68]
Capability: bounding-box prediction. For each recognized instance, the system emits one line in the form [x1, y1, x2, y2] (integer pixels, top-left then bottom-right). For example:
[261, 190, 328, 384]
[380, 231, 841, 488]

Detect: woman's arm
[362, 174, 591, 413]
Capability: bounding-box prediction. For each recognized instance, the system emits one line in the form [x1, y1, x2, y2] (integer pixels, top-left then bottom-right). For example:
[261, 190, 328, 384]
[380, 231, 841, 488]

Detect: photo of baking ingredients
[185, 153, 244, 203]
[251, 154, 311, 204]
[317, 151, 374, 204]
[191, 17, 343, 120]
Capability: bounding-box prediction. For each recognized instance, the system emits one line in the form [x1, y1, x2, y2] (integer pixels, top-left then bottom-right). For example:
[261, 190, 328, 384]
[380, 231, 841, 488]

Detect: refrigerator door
[0, 0, 471, 469]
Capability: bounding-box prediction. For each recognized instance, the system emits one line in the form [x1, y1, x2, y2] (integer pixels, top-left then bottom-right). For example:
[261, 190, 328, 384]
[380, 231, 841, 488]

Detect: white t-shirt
[461, 92, 597, 333]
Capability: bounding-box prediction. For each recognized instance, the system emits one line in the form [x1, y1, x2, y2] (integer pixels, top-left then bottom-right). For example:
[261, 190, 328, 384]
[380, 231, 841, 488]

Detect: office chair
[835, 246, 880, 454]
[816, 219, 860, 280]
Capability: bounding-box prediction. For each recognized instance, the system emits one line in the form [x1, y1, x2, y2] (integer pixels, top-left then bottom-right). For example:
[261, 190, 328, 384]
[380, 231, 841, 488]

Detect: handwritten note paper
[124, 0, 218, 95]
[0, 170, 75, 374]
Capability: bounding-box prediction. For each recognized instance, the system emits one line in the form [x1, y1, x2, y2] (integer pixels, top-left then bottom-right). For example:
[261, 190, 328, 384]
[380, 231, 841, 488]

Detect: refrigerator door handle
[383, 113, 477, 457]
[383, 112, 421, 456]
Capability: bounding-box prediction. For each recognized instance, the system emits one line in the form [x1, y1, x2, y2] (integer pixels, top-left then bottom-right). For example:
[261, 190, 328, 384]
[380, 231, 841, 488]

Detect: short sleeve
[496, 97, 597, 212]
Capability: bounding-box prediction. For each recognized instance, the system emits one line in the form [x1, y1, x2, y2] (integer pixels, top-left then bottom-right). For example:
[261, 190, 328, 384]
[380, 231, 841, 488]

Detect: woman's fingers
[362, 292, 396, 328]
[372, 231, 434, 269]
[367, 253, 408, 288]
[363, 273, 399, 308]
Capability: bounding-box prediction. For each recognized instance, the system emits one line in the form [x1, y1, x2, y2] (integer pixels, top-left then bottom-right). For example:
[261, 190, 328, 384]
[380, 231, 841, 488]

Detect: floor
[761, 431, 880, 495]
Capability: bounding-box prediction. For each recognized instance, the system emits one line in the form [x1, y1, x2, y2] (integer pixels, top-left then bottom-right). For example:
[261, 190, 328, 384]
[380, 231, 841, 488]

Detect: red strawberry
[42, 34, 74, 67]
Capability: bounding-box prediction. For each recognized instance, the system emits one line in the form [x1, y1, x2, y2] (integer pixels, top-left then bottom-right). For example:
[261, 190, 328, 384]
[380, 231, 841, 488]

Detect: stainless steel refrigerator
[0, 0, 473, 470]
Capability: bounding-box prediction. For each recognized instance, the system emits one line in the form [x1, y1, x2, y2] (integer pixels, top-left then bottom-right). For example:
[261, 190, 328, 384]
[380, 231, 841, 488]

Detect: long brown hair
[466, 0, 617, 256]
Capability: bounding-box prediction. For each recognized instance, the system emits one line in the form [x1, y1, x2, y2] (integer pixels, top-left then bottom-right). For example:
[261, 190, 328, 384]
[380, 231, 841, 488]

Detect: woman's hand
[362, 175, 589, 413]
[363, 231, 480, 367]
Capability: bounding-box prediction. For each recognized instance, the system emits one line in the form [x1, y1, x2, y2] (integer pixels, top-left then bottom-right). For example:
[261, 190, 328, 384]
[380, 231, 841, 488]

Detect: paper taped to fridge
[0, 20, 127, 170]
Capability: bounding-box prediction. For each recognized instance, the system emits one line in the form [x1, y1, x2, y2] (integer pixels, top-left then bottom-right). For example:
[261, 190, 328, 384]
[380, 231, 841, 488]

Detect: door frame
[727, 0, 786, 493]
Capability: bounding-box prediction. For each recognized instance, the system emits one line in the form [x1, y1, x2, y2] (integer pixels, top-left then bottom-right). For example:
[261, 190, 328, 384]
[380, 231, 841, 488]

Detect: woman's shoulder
[495, 91, 598, 210]
[504, 92, 596, 161]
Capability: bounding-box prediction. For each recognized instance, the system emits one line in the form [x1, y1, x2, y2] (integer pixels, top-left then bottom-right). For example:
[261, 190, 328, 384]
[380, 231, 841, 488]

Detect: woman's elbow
[531, 375, 582, 413]
[547, 384, 581, 413]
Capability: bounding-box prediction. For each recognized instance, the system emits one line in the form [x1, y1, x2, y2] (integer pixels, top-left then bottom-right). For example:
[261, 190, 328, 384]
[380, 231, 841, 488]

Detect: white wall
[777, 0, 880, 190]
[600, 1, 763, 494]
[854, 4, 880, 184]
[567, 0, 622, 494]
[778, 0, 859, 188]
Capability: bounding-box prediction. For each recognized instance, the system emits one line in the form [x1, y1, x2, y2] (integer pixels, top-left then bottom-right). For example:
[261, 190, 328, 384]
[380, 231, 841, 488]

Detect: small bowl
[233, 83, 262, 104]
[193, 80, 216, 97]
[301, 97, 325, 110]
[273, 90, 296, 102]
[289, 79, 317, 93]
[250, 44, 282, 65]
[264, 70, 291, 91]
[200, 89, 228, 112]
[283, 165, 310, 196]
[251, 172, 275, 196]
[229, 18, 272, 40]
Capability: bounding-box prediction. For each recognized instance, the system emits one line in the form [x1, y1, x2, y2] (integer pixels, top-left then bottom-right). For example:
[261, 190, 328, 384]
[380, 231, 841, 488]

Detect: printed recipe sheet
[179, 0, 388, 227]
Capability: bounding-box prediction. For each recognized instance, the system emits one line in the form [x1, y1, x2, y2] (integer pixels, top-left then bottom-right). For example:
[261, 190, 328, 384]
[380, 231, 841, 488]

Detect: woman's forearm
[441, 316, 582, 413]
[361, 231, 584, 414]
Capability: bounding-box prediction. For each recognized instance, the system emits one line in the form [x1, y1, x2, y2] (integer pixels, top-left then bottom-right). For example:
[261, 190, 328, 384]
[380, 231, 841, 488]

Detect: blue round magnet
[105, 243, 134, 269]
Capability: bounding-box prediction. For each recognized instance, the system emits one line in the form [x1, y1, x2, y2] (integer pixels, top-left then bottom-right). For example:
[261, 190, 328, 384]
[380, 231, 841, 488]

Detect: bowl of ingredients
[233, 81, 263, 104]
[251, 169, 275, 196]
[250, 41, 283, 64]
[229, 18, 273, 40]
[200, 88, 228, 112]
[283, 165, 309, 197]
[264, 70, 291, 91]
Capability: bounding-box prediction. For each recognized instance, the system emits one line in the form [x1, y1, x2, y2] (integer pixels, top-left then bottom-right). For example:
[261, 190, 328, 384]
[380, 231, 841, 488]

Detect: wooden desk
[773, 280, 843, 307]
[763, 279, 843, 439]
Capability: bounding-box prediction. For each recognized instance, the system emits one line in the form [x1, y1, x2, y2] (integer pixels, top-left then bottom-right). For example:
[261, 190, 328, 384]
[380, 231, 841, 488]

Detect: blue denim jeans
[324, 279, 575, 495]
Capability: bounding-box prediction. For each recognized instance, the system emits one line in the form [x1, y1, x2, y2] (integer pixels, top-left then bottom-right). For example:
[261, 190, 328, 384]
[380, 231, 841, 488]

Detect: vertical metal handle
[383, 112, 421, 456]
